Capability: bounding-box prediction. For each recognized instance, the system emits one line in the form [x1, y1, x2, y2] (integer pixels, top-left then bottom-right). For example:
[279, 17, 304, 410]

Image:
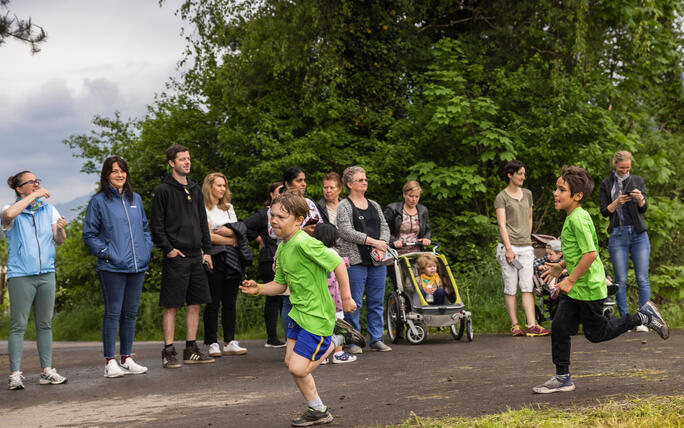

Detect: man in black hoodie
[151, 144, 215, 368]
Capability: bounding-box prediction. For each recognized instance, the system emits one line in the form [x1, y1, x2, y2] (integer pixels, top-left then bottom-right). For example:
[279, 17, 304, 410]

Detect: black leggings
[259, 261, 282, 341]
[203, 270, 240, 344]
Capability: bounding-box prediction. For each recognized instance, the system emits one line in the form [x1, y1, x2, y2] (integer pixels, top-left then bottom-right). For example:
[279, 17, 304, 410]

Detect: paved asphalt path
[1, 330, 682, 427]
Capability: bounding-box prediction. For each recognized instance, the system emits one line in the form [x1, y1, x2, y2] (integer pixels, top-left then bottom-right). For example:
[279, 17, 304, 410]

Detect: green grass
[388, 395, 684, 427]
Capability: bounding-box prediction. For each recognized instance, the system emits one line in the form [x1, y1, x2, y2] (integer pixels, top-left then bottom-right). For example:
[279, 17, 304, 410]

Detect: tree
[63, 0, 683, 323]
[0, 0, 46, 53]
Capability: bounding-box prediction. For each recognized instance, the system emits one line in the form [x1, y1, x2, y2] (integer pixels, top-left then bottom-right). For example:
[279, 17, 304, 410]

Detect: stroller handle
[402, 241, 440, 254]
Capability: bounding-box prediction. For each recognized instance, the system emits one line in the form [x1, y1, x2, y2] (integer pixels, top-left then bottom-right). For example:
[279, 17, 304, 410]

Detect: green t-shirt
[494, 188, 533, 246]
[274, 230, 341, 336]
[561, 207, 607, 301]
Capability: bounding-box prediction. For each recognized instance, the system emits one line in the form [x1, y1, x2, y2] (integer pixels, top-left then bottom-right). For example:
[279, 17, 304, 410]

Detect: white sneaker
[319, 357, 329, 365]
[104, 359, 125, 378]
[8, 372, 25, 390]
[120, 357, 148, 375]
[635, 324, 649, 333]
[40, 368, 67, 385]
[222, 340, 247, 355]
[208, 342, 222, 357]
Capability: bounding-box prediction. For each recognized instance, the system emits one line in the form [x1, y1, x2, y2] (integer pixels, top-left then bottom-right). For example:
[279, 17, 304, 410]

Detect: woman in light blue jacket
[83, 156, 153, 378]
[3, 171, 68, 390]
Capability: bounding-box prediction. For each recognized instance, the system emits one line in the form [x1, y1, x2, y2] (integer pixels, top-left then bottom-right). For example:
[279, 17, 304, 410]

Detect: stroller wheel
[602, 306, 614, 321]
[386, 293, 403, 344]
[450, 317, 465, 340]
[466, 317, 474, 342]
[407, 323, 427, 345]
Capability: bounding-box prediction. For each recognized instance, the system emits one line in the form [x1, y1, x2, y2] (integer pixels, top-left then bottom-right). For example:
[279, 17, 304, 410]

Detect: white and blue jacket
[83, 187, 154, 273]
[4, 202, 57, 279]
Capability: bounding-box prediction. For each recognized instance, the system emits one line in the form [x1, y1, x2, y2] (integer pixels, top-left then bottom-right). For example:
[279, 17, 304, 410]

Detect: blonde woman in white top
[201, 172, 247, 357]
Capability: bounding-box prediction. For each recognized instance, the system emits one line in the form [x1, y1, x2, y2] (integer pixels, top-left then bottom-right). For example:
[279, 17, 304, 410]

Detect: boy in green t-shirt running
[534, 166, 669, 394]
[240, 192, 364, 426]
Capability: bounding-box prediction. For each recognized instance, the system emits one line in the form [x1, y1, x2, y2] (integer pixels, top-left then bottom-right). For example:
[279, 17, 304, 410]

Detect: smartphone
[304, 217, 319, 226]
[512, 258, 523, 270]
[202, 261, 212, 272]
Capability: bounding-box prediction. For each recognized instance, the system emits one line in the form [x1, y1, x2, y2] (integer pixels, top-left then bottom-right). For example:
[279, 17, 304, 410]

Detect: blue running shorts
[287, 320, 332, 361]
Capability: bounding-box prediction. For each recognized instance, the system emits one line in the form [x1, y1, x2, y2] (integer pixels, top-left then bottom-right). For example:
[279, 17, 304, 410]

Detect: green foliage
[51, 0, 682, 338]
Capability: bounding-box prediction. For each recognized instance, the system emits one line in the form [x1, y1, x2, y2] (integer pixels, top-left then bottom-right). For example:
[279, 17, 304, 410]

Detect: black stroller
[531, 234, 618, 324]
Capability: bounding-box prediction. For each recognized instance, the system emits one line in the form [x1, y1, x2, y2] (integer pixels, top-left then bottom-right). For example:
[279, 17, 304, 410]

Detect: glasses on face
[354, 178, 369, 183]
[18, 178, 41, 187]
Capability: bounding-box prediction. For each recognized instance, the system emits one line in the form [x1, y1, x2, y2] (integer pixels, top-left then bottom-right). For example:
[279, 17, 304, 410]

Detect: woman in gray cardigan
[336, 166, 391, 353]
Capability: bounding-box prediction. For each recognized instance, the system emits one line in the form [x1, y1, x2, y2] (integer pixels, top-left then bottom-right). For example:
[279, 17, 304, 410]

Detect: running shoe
[104, 359, 125, 378]
[183, 342, 215, 364]
[291, 407, 333, 426]
[333, 318, 366, 348]
[223, 340, 248, 355]
[370, 341, 392, 352]
[331, 351, 356, 364]
[526, 324, 551, 336]
[265, 338, 287, 348]
[319, 357, 329, 365]
[120, 357, 148, 375]
[8, 372, 25, 390]
[533, 374, 575, 394]
[162, 345, 182, 369]
[346, 344, 363, 354]
[208, 342, 222, 357]
[39, 368, 67, 385]
[511, 324, 524, 337]
[638, 301, 670, 339]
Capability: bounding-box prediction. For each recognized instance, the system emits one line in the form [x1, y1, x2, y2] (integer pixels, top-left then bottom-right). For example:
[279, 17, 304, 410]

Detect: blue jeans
[608, 226, 650, 316]
[281, 295, 292, 337]
[344, 264, 387, 344]
[99, 271, 145, 359]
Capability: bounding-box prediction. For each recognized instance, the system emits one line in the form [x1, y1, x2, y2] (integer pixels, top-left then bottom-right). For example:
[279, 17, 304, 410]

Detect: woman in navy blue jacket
[83, 156, 154, 378]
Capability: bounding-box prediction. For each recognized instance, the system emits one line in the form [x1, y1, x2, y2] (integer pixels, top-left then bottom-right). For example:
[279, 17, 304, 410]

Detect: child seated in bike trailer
[533, 239, 566, 300]
[417, 254, 446, 305]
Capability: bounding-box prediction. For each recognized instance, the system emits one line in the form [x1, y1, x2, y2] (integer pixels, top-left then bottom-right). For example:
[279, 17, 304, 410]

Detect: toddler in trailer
[417, 254, 446, 305]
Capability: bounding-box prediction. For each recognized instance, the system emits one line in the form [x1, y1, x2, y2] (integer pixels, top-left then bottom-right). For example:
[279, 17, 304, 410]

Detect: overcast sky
[0, 0, 185, 204]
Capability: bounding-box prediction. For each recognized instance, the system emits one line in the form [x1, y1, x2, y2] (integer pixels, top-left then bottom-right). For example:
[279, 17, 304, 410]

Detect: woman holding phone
[599, 151, 651, 329]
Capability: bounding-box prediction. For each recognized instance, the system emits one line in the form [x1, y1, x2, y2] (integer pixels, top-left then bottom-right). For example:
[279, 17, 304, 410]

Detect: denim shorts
[287, 320, 332, 361]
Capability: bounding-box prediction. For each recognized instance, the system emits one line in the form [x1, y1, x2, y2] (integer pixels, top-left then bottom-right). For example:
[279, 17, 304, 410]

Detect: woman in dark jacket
[384, 181, 432, 254]
[83, 156, 154, 378]
[599, 151, 650, 324]
[316, 172, 343, 225]
[244, 181, 286, 348]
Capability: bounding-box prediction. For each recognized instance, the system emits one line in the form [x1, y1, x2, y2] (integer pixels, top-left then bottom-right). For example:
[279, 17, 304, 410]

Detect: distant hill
[54, 194, 92, 223]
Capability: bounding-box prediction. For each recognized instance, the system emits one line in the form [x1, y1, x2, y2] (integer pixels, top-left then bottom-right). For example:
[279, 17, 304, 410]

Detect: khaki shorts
[496, 243, 534, 295]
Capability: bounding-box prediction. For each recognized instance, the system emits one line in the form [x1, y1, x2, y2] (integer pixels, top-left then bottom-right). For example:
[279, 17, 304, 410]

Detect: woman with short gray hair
[336, 166, 392, 353]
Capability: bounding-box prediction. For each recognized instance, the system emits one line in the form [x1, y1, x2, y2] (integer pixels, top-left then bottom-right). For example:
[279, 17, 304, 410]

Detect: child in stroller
[533, 238, 566, 322]
[531, 234, 618, 324]
[417, 254, 447, 305]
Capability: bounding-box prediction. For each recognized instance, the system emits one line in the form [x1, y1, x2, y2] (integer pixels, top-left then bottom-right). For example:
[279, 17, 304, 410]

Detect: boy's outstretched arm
[240, 279, 287, 296]
[556, 251, 598, 294]
[334, 260, 357, 313]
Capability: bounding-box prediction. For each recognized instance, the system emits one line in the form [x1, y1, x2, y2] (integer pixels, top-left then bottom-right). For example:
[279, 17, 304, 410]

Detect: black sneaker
[291, 407, 333, 427]
[333, 318, 366, 348]
[638, 301, 670, 340]
[162, 346, 182, 369]
[265, 338, 287, 348]
[183, 342, 216, 364]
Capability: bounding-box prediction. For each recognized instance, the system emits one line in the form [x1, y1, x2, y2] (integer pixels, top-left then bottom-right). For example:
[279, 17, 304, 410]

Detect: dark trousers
[552, 294, 640, 375]
[203, 269, 240, 344]
[258, 262, 282, 341]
